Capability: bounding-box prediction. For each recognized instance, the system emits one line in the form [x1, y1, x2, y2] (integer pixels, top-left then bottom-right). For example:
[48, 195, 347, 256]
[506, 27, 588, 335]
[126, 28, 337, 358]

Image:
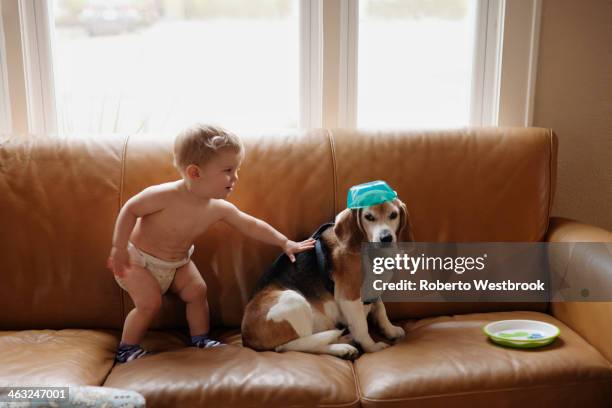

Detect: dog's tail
[275, 329, 343, 353]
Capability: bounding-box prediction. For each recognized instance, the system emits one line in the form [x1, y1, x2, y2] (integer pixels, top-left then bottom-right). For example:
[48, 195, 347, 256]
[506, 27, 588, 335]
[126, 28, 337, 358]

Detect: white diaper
[115, 242, 195, 294]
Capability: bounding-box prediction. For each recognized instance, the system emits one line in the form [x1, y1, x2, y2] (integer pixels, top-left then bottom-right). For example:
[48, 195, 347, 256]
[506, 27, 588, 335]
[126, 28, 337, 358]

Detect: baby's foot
[115, 343, 152, 363]
[191, 334, 224, 348]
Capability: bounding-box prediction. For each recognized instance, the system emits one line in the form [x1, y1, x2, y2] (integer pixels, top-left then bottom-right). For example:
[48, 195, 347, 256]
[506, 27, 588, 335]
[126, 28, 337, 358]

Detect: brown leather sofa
[1, 127, 611, 407]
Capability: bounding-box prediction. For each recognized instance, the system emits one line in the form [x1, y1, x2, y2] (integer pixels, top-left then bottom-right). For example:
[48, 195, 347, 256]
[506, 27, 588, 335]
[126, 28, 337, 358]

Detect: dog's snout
[380, 230, 394, 243]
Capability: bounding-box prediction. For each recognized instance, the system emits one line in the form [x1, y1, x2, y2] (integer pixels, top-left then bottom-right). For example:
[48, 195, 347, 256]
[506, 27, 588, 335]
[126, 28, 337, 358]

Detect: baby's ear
[186, 164, 200, 179]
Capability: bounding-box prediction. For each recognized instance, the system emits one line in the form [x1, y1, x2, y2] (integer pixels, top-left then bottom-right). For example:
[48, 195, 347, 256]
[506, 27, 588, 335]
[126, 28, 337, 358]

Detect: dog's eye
[364, 213, 375, 222]
[389, 211, 398, 220]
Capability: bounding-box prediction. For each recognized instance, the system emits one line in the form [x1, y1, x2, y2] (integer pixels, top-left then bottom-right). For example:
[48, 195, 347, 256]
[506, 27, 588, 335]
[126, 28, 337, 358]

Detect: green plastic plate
[483, 320, 560, 348]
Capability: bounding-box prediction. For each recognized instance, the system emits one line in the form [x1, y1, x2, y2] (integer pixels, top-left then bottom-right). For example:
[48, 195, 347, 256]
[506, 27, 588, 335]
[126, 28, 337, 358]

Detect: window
[357, 0, 478, 128]
[1, 0, 541, 135]
[52, 0, 301, 134]
[0, 2, 11, 134]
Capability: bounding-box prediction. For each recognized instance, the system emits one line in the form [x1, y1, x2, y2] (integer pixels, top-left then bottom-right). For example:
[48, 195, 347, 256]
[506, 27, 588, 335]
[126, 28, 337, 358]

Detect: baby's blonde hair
[173, 124, 244, 172]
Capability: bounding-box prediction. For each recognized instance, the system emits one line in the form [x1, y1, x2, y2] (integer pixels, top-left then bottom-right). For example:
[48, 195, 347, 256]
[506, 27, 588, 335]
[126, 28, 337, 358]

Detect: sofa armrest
[546, 217, 612, 362]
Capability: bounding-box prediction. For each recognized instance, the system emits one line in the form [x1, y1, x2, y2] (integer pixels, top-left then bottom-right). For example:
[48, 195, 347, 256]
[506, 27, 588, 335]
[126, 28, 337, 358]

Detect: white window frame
[300, 0, 323, 128]
[470, 0, 505, 126]
[324, 0, 542, 128]
[338, 0, 358, 129]
[0, 2, 12, 134]
[498, 0, 542, 126]
[17, 0, 57, 135]
[2, 0, 541, 134]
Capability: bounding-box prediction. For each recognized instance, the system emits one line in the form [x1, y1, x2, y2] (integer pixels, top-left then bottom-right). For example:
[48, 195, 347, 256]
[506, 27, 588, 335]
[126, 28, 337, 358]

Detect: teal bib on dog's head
[347, 180, 397, 209]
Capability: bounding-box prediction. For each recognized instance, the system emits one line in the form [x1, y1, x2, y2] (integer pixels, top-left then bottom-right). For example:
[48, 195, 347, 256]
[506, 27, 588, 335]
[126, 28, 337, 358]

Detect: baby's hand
[283, 238, 316, 262]
[107, 246, 130, 278]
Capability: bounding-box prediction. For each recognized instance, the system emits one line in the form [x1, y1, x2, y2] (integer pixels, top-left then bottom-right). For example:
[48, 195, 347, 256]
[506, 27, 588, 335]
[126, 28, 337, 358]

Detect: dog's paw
[384, 325, 406, 341]
[329, 343, 360, 360]
[363, 341, 390, 353]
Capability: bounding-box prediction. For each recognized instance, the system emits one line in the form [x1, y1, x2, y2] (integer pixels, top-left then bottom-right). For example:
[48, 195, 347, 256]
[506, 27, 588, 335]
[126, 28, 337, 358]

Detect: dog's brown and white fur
[241, 199, 414, 359]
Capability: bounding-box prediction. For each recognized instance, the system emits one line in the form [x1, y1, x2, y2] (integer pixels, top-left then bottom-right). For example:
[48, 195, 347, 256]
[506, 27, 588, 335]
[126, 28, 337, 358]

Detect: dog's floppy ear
[395, 199, 415, 242]
[334, 208, 364, 250]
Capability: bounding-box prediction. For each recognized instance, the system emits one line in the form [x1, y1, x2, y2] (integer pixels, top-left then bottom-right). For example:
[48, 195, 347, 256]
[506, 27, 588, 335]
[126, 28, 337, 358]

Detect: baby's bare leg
[120, 265, 163, 345]
[171, 261, 209, 337]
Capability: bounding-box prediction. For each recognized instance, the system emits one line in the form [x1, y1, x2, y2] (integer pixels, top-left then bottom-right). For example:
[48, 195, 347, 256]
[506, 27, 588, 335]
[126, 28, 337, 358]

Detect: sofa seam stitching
[316, 398, 362, 408]
[544, 128, 554, 315]
[281, 383, 360, 408]
[359, 377, 612, 403]
[99, 359, 116, 387]
[325, 128, 338, 216]
[539, 128, 553, 240]
[543, 127, 554, 240]
[350, 360, 364, 407]
[117, 133, 131, 325]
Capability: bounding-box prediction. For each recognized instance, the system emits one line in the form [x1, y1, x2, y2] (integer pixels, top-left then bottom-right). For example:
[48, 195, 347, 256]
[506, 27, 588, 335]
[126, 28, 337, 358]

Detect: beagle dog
[241, 198, 414, 359]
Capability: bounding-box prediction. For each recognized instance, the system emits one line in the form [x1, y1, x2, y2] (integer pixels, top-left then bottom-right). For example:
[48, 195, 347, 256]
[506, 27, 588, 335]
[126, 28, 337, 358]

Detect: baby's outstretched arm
[107, 186, 169, 277]
[219, 202, 315, 262]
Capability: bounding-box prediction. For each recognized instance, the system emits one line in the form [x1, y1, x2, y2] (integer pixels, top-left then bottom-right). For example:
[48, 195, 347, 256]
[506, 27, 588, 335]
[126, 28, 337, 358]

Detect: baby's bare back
[129, 181, 224, 261]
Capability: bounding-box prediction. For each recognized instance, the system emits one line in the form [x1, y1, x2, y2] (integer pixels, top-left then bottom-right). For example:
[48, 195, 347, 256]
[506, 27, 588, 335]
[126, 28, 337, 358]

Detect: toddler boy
[107, 124, 315, 362]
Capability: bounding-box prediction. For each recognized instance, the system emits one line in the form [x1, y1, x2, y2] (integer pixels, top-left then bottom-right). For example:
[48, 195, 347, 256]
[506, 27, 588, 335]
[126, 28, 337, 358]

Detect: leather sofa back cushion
[0, 136, 126, 329]
[332, 127, 556, 319]
[0, 128, 555, 329]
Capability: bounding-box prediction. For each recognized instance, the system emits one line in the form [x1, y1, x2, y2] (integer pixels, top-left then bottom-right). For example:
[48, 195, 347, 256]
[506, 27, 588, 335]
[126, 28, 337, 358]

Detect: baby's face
[191, 149, 243, 199]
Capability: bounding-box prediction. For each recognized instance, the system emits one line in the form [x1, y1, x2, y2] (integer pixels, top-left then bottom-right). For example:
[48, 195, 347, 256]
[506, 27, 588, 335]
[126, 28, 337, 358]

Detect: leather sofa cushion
[355, 311, 612, 407]
[0, 137, 125, 330]
[384, 301, 547, 322]
[103, 330, 360, 408]
[331, 127, 557, 242]
[0, 330, 117, 386]
[331, 128, 557, 321]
